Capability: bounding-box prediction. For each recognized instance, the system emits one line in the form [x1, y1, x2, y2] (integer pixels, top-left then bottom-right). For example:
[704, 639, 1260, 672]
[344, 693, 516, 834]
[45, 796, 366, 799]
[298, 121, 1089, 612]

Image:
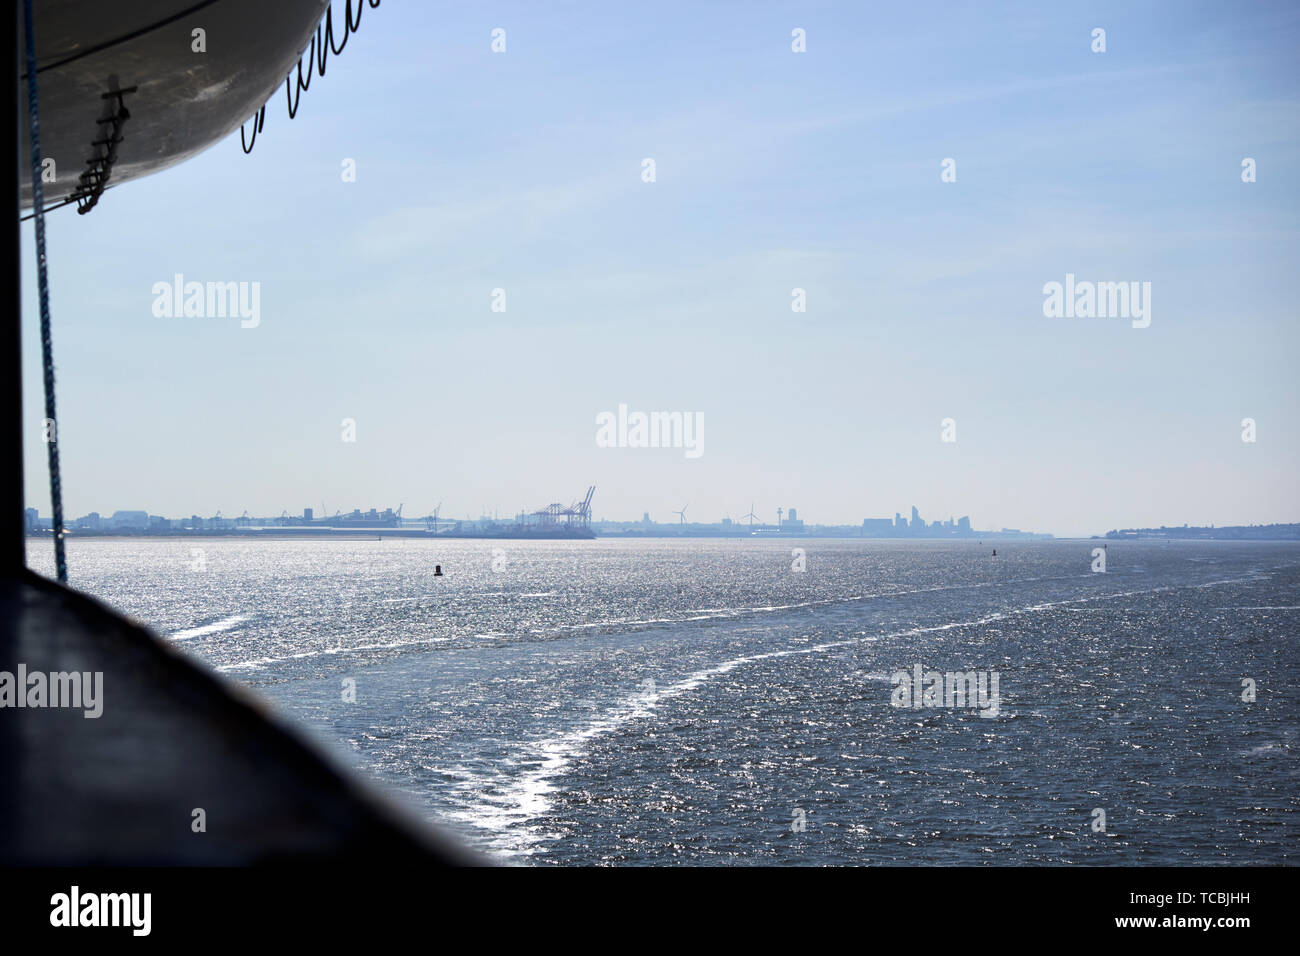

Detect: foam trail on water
[444, 579, 1241, 856]
[171, 615, 246, 641]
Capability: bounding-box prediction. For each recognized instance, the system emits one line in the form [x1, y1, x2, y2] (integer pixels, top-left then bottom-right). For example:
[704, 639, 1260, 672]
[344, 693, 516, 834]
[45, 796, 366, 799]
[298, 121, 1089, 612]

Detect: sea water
[30, 537, 1299, 865]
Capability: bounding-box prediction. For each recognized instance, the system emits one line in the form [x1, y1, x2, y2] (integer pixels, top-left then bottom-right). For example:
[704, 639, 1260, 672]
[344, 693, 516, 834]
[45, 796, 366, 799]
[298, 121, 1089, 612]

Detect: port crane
[575, 486, 595, 527]
[528, 486, 596, 529]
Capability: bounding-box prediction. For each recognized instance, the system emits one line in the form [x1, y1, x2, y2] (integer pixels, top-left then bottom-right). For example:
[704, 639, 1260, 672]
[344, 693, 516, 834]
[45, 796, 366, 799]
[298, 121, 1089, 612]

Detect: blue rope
[21, 0, 68, 584]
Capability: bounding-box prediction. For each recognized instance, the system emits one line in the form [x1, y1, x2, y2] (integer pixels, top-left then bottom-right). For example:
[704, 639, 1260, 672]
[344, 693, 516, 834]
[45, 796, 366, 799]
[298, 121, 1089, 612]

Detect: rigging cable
[241, 0, 381, 154]
[21, 0, 68, 583]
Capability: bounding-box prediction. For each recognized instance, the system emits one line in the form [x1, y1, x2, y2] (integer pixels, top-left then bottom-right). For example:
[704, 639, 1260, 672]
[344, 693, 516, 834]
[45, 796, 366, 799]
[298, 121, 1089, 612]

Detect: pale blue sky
[21, 0, 1300, 536]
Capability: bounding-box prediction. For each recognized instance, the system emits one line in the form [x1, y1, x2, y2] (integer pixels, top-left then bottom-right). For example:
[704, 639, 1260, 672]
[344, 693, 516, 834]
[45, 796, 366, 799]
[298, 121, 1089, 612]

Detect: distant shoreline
[24, 531, 1300, 544]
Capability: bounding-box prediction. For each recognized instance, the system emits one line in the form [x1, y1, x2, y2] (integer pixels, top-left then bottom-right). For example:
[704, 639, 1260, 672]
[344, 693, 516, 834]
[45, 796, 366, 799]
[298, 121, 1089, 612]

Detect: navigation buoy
[434, 565, 443, 577]
[992, 549, 997, 557]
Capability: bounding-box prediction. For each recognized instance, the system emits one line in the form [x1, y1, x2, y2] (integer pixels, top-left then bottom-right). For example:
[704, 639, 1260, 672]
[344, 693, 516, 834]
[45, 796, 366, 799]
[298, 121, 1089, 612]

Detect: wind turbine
[674, 505, 688, 525]
[743, 504, 758, 530]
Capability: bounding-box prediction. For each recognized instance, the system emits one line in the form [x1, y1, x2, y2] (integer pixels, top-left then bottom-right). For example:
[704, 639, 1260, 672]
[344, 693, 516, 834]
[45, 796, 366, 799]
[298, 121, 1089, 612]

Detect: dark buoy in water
[434, 564, 443, 577]
[992, 549, 997, 557]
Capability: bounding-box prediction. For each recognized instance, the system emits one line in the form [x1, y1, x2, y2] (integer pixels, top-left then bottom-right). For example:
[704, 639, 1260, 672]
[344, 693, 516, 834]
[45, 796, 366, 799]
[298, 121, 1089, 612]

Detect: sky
[20, 0, 1300, 537]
